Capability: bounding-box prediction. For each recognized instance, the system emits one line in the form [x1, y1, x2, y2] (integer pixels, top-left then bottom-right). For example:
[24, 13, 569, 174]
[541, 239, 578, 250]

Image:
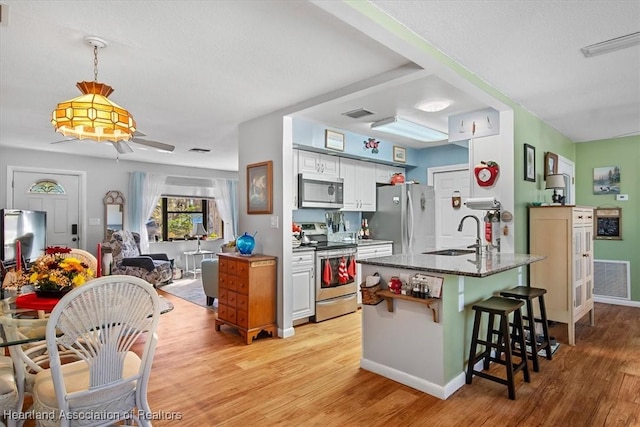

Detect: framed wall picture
[246, 160, 273, 214]
[593, 166, 621, 194]
[544, 152, 558, 179]
[393, 146, 406, 163]
[524, 143, 536, 182]
[325, 130, 345, 151]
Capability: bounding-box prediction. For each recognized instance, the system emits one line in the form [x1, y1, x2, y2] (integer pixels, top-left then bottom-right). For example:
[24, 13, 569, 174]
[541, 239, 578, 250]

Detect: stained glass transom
[28, 180, 65, 194]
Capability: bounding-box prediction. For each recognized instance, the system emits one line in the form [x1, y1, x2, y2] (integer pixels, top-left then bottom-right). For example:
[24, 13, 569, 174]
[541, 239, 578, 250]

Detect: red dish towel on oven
[347, 256, 356, 278]
[338, 256, 348, 284]
[323, 259, 332, 285]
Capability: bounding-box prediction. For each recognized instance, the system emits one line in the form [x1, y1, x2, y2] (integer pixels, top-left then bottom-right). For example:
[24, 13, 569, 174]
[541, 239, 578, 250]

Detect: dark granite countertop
[292, 246, 316, 253]
[357, 252, 545, 278]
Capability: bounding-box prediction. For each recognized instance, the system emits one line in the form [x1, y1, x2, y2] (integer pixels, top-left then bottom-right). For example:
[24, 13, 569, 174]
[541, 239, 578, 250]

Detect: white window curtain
[213, 179, 238, 242]
[128, 172, 166, 253]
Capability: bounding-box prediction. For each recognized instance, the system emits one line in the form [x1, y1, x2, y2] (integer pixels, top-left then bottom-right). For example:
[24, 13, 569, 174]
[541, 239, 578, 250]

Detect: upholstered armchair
[201, 258, 218, 306]
[106, 230, 172, 286]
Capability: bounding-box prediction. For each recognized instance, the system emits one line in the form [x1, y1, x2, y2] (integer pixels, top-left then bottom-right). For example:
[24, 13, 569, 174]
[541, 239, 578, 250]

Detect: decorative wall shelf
[376, 289, 440, 323]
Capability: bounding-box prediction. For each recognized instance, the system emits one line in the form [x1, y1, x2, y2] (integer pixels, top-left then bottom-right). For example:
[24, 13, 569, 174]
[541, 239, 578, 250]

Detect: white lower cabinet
[356, 243, 393, 304]
[292, 251, 315, 321]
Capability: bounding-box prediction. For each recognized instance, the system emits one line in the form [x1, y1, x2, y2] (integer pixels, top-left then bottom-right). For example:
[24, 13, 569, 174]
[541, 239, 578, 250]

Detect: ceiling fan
[51, 131, 175, 154]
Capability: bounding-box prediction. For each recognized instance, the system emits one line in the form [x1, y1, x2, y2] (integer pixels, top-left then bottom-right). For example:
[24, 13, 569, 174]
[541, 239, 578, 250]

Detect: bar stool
[466, 296, 530, 400]
[500, 286, 553, 372]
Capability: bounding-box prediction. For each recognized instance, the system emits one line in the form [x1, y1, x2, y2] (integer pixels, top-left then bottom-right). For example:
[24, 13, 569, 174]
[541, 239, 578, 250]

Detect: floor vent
[594, 259, 630, 300]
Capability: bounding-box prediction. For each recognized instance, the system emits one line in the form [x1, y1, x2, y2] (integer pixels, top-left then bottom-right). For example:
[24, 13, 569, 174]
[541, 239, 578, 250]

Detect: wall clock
[474, 161, 500, 187]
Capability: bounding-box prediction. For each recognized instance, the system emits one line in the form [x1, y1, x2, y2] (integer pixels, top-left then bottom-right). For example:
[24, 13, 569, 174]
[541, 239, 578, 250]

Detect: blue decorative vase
[236, 232, 255, 255]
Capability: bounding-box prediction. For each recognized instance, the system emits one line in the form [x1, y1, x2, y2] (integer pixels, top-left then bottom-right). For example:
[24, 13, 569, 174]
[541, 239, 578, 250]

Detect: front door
[10, 169, 83, 249]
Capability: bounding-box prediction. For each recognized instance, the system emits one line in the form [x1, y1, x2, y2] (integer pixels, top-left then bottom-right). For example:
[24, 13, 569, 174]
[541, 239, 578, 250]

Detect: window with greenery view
[148, 197, 223, 242]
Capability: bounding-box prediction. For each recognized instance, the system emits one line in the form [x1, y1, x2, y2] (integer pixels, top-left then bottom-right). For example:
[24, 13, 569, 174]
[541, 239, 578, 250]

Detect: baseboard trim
[279, 326, 296, 338]
[594, 297, 640, 308]
[360, 358, 465, 400]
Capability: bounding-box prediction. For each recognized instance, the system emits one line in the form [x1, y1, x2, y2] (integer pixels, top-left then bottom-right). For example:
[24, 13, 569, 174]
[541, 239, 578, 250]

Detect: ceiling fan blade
[112, 141, 134, 154]
[131, 138, 175, 152]
[50, 137, 78, 145]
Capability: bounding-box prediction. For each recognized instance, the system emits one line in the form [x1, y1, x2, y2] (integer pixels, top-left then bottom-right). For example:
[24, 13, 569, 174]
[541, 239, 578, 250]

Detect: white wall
[1, 147, 238, 267]
[238, 113, 292, 337]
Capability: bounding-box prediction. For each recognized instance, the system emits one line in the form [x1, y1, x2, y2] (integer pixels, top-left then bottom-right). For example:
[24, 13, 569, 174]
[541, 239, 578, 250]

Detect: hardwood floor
[142, 295, 640, 427]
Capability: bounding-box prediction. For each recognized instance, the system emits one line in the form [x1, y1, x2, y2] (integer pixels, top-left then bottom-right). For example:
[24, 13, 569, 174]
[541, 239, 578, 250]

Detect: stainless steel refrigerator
[364, 184, 435, 254]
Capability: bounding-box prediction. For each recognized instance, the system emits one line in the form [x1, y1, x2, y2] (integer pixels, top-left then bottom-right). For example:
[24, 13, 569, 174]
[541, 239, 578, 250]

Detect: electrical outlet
[270, 215, 279, 228]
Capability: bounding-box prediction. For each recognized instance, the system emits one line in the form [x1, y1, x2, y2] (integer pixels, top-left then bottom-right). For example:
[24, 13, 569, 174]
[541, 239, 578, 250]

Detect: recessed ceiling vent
[189, 148, 211, 153]
[342, 108, 375, 119]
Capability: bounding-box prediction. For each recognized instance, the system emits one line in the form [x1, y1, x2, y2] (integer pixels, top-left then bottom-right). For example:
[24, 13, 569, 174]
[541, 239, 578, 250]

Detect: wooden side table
[215, 253, 277, 344]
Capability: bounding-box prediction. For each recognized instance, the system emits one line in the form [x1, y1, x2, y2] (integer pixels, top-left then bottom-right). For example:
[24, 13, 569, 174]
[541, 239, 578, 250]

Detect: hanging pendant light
[51, 36, 136, 142]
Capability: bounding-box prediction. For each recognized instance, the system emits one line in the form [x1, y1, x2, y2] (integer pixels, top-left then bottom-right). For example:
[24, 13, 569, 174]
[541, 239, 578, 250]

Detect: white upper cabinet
[340, 158, 376, 212]
[375, 164, 405, 184]
[298, 150, 340, 179]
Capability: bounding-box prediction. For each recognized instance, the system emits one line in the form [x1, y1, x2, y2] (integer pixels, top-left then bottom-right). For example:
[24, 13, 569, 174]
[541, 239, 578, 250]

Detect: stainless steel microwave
[298, 174, 344, 209]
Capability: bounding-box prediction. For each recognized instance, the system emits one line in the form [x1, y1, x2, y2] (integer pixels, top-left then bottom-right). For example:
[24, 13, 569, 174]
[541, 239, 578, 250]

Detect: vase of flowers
[3, 246, 94, 298]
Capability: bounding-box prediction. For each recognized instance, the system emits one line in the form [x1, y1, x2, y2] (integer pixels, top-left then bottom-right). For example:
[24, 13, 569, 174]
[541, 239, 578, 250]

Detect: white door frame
[6, 166, 88, 249]
[557, 155, 575, 205]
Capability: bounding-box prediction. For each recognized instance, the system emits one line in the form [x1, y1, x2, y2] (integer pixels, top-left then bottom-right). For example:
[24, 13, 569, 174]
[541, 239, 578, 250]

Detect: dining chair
[30, 275, 161, 427]
[0, 351, 19, 427]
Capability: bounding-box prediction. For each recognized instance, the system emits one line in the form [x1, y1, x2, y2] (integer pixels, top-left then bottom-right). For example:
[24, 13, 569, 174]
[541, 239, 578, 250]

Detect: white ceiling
[1, 1, 638, 171]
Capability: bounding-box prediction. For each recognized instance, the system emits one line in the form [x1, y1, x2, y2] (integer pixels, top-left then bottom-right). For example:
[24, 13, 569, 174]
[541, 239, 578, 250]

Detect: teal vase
[236, 232, 255, 255]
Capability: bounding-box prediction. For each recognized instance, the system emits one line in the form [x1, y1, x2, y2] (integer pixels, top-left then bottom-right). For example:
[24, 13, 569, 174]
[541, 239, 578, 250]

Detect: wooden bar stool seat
[466, 296, 530, 400]
[500, 286, 553, 372]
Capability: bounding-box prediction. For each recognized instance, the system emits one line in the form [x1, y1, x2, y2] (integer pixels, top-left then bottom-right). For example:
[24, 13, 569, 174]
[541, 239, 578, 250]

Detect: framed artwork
[593, 166, 621, 194]
[325, 130, 345, 151]
[246, 160, 273, 214]
[524, 143, 536, 182]
[393, 146, 406, 163]
[544, 152, 558, 179]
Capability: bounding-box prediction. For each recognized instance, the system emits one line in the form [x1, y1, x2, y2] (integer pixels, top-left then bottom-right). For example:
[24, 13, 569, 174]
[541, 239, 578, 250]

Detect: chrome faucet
[458, 215, 483, 256]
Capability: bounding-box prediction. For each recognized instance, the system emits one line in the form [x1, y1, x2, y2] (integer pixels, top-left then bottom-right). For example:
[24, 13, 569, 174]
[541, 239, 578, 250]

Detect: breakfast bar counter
[357, 251, 544, 400]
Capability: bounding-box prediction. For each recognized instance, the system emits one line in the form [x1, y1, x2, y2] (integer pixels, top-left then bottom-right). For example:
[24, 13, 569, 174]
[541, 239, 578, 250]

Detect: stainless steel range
[299, 223, 358, 322]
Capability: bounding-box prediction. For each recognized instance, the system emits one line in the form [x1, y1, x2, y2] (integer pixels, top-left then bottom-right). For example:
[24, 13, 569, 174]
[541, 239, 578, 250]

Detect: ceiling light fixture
[371, 117, 448, 142]
[417, 99, 452, 113]
[581, 32, 640, 57]
[51, 36, 136, 143]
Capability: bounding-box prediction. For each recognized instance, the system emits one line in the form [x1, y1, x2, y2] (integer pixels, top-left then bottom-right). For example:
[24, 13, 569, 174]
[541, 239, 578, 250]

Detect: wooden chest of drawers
[215, 253, 277, 344]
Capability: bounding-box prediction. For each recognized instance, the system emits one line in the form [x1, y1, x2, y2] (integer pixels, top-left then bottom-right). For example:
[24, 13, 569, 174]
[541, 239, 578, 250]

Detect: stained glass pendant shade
[51, 37, 136, 143]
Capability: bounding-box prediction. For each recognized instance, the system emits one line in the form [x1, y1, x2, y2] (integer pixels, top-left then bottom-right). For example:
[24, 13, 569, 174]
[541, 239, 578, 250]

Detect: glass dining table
[0, 291, 174, 347]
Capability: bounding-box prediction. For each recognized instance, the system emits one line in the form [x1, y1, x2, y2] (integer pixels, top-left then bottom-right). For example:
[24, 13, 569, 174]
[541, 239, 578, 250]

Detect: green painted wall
[575, 136, 640, 300]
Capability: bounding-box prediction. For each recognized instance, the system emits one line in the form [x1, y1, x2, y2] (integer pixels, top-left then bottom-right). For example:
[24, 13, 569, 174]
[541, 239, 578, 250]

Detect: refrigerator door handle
[407, 190, 414, 251]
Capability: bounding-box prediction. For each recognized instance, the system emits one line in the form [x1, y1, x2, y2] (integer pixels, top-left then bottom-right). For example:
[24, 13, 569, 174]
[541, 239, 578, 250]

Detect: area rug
[157, 278, 215, 311]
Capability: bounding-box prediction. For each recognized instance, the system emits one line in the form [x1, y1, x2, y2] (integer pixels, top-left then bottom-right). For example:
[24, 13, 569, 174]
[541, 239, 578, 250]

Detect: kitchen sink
[422, 249, 476, 256]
